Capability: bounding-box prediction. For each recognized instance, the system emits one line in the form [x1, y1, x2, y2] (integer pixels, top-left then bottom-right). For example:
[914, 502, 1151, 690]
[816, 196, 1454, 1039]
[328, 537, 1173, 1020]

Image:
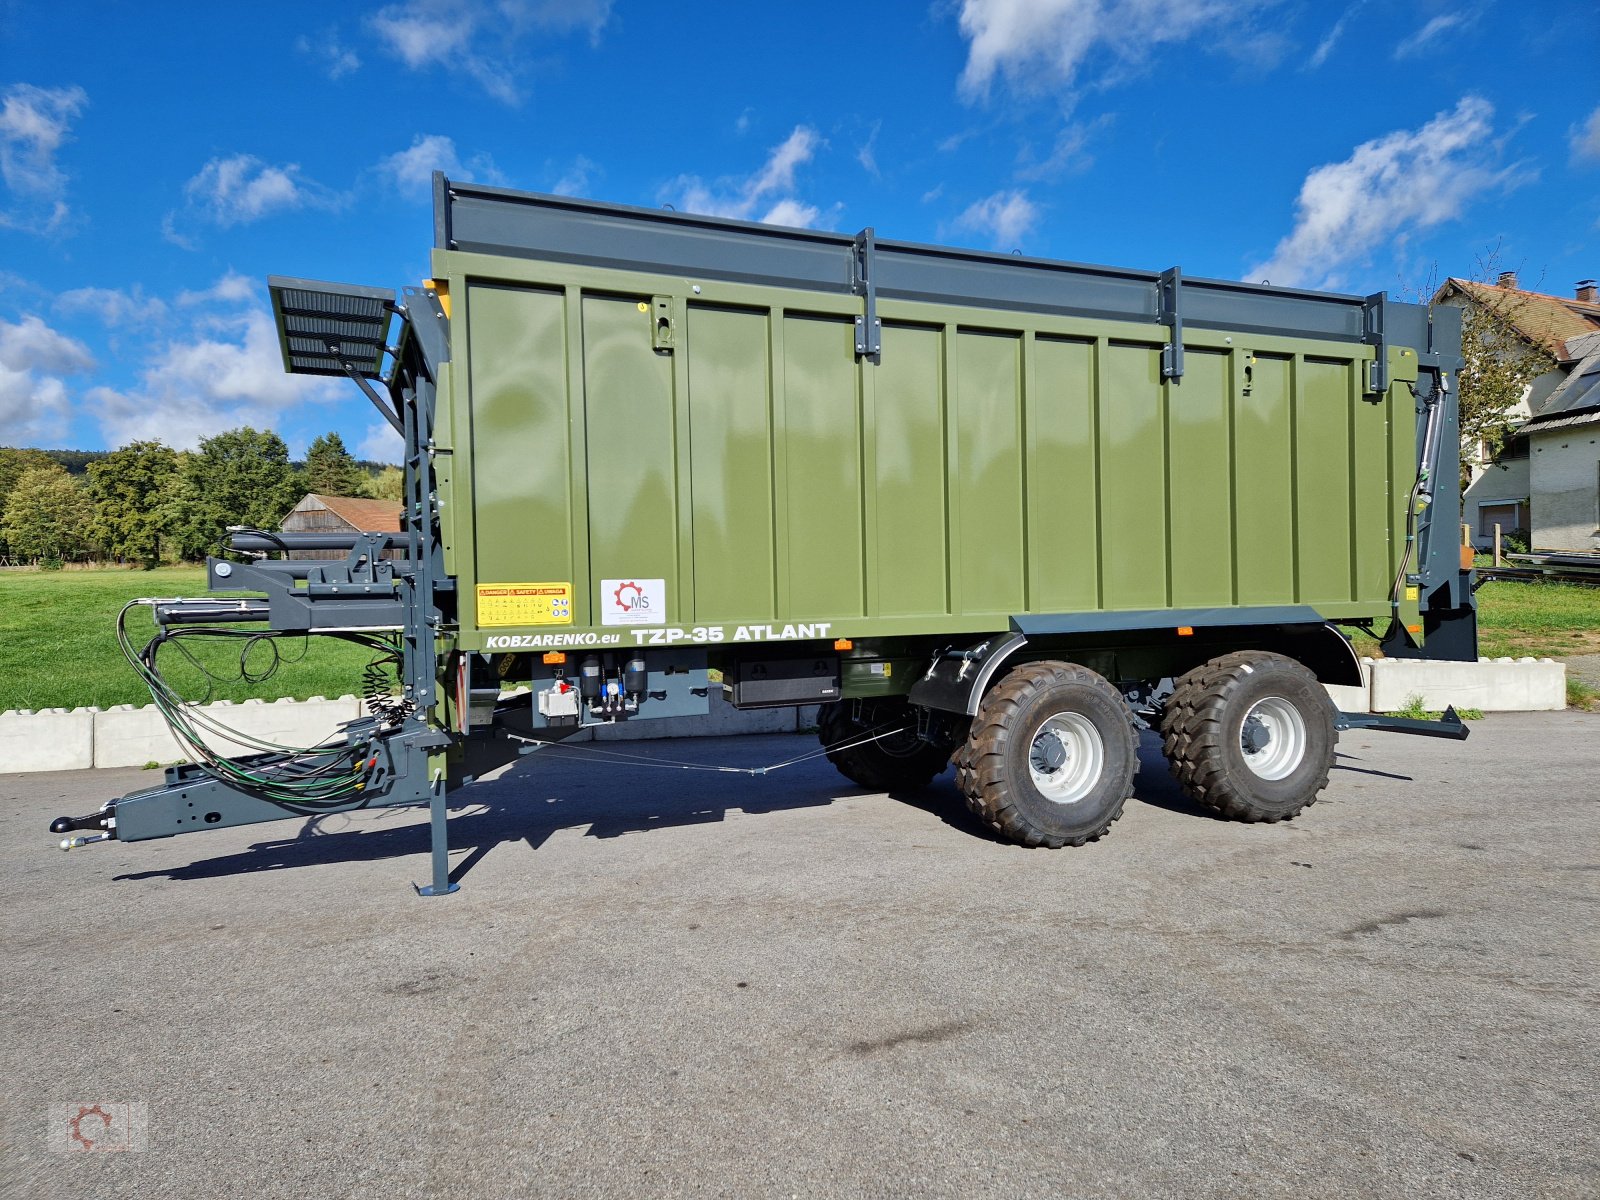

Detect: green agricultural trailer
[53, 174, 1473, 891]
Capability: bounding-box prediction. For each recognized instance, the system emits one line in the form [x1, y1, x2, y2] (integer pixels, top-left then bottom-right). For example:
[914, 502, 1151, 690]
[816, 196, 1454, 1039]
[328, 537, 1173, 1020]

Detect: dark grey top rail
[434, 172, 1391, 346]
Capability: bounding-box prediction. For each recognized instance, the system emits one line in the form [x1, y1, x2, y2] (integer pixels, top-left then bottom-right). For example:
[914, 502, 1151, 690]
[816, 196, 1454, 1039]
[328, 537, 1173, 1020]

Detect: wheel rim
[1027, 712, 1104, 805]
[1239, 696, 1307, 781]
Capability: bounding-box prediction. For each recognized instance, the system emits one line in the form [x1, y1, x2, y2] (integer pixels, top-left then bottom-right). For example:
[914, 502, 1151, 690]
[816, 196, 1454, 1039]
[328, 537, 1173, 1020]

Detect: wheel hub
[1238, 696, 1307, 781]
[1027, 713, 1105, 805]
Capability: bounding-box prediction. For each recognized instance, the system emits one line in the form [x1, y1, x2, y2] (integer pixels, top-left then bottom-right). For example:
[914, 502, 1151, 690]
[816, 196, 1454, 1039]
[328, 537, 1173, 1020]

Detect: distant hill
[4, 449, 113, 476]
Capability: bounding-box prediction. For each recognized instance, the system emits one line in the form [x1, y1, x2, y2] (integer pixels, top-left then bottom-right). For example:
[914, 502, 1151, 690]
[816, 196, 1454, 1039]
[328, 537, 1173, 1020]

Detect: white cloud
[1015, 116, 1109, 180]
[179, 154, 330, 229]
[0, 83, 88, 233]
[551, 155, 597, 196]
[86, 303, 341, 450]
[369, 0, 614, 105]
[955, 0, 1268, 99]
[1571, 106, 1600, 165]
[1246, 97, 1523, 289]
[759, 198, 822, 229]
[1307, 0, 1366, 69]
[0, 314, 94, 445]
[296, 32, 362, 79]
[667, 126, 828, 227]
[1393, 11, 1471, 59]
[857, 120, 882, 177]
[357, 420, 404, 464]
[378, 133, 504, 195]
[55, 285, 169, 328]
[177, 271, 256, 308]
[954, 189, 1040, 249]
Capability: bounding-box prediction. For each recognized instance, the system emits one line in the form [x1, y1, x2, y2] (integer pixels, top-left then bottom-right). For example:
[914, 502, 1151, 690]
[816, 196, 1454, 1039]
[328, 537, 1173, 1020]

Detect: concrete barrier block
[90, 696, 366, 769]
[1370, 657, 1566, 713]
[0, 707, 94, 773]
[92, 704, 185, 768]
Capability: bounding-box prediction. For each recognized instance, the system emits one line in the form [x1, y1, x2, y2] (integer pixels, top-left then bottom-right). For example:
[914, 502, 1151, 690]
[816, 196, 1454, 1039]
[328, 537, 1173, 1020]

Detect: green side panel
[1296, 357, 1356, 604]
[872, 324, 949, 618]
[1167, 348, 1234, 607]
[582, 295, 678, 615]
[1098, 342, 1168, 609]
[782, 314, 865, 618]
[465, 284, 573, 590]
[956, 330, 1025, 615]
[1233, 353, 1295, 604]
[1028, 337, 1099, 611]
[686, 305, 776, 622]
[1351, 375, 1393, 603]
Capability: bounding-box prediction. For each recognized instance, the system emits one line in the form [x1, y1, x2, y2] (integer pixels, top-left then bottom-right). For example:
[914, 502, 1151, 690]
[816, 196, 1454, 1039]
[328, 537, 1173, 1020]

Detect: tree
[1455, 301, 1555, 484]
[0, 447, 60, 555]
[1, 463, 95, 561]
[87, 440, 180, 568]
[362, 464, 405, 502]
[170, 427, 304, 560]
[303, 431, 365, 496]
[1415, 244, 1559, 490]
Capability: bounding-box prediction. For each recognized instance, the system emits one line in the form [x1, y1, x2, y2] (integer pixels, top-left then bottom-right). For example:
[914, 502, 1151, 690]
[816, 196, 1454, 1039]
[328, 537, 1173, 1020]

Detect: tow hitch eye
[49, 808, 115, 850]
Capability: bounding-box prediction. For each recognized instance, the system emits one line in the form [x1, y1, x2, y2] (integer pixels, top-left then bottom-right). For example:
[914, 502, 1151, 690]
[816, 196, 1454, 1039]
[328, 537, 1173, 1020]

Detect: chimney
[1496, 271, 1518, 290]
[1578, 280, 1598, 304]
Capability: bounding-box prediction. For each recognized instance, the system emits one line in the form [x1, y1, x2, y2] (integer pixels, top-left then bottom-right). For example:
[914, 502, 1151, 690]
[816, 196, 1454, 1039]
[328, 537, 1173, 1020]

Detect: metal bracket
[1362, 292, 1388, 395]
[1335, 705, 1469, 741]
[651, 295, 676, 351]
[852, 228, 881, 361]
[1158, 267, 1184, 380]
[340, 358, 404, 434]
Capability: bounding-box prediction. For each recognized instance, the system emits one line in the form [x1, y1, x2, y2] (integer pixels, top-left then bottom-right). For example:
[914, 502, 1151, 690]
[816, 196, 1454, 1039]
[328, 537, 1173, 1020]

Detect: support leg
[414, 775, 459, 897]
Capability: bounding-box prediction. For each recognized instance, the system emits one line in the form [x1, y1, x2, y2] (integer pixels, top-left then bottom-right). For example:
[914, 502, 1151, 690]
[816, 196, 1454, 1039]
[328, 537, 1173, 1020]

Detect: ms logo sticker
[601, 578, 666, 626]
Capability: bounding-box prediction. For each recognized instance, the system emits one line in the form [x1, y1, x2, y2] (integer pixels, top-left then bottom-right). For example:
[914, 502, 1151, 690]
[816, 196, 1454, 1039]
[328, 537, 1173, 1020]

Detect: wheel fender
[906, 632, 1028, 715]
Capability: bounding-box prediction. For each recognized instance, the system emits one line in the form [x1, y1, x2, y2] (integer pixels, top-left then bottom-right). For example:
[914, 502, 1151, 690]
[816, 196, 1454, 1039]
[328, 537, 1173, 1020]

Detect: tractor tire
[817, 699, 953, 792]
[954, 661, 1137, 848]
[1161, 650, 1337, 823]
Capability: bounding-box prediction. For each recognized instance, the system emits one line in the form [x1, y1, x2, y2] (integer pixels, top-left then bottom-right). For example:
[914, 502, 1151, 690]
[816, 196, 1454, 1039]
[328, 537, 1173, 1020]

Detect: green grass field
[0, 567, 381, 712]
[2, 565, 1596, 713]
[1474, 578, 1600, 659]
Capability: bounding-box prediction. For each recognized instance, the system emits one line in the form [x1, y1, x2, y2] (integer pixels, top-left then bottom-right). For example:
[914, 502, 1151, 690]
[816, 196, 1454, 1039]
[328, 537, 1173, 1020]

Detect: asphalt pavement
[2, 712, 1597, 1199]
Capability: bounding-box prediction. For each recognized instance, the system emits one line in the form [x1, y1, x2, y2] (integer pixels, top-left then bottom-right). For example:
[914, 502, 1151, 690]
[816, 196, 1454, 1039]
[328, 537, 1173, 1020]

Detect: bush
[1501, 526, 1531, 555]
[40, 555, 64, 571]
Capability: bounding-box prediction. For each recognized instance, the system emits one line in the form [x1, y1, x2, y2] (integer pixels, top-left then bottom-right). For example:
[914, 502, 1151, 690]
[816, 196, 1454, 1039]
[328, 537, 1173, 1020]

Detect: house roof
[1434, 278, 1600, 361]
[292, 493, 403, 532]
[1525, 331, 1600, 431]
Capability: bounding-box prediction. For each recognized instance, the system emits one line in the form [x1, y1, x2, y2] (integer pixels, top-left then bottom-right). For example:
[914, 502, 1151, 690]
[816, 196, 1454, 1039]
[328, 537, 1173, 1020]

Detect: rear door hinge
[1158, 266, 1184, 380]
[852, 228, 881, 362]
[1362, 292, 1388, 395]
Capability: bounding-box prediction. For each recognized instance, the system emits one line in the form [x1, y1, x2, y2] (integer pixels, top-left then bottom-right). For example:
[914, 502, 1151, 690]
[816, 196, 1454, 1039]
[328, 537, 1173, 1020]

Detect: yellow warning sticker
[477, 582, 573, 626]
[1404, 586, 1419, 601]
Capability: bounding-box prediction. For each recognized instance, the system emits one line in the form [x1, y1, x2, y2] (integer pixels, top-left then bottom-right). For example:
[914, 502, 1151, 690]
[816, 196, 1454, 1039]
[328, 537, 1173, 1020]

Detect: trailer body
[436, 183, 1458, 658]
[54, 176, 1474, 884]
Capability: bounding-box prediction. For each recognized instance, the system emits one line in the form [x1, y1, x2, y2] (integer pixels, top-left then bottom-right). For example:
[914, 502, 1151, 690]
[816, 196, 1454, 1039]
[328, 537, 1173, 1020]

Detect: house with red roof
[1434, 274, 1600, 551]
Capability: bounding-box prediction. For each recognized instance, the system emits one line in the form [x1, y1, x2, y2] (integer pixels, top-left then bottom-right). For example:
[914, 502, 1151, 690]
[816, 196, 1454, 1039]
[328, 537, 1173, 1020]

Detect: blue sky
[2, 0, 1596, 463]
